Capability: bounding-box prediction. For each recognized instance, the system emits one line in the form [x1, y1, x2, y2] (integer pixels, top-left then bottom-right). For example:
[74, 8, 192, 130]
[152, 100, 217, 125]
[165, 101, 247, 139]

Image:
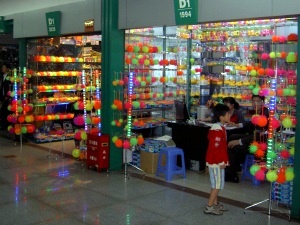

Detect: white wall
[0, 0, 85, 16]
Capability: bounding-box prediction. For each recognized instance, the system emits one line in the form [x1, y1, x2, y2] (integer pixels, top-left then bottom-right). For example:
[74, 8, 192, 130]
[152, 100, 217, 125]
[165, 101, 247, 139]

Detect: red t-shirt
[206, 124, 229, 166]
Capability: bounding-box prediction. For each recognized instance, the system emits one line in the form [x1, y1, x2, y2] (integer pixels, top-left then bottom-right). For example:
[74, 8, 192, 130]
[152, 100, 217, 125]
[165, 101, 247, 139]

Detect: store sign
[173, 0, 198, 25]
[45, 11, 61, 36]
[84, 19, 94, 32]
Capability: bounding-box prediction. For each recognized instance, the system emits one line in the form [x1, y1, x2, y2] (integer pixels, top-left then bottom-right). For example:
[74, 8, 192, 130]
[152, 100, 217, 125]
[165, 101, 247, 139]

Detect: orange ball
[177, 70, 184, 76]
[257, 68, 265, 76]
[115, 139, 123, 148]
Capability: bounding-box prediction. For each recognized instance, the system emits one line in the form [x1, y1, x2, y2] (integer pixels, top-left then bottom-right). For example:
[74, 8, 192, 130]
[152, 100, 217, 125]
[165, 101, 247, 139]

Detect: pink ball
[278, 36, 286, 43]
[262, 88, 269, 96]
[151, 77, 157, 83]
[140, 101, 146, 108]
[286, 97, 296, 105]
[77, 117, 85, 126]
[134, 80, 140, 86]
[255, 169, 265, 181]
[123, 140, 130, 149]
[261, 53, 270, 60]
[124, 102, 131, 110]
[266, 68, 275, 77]
[9, 127, 15, 134]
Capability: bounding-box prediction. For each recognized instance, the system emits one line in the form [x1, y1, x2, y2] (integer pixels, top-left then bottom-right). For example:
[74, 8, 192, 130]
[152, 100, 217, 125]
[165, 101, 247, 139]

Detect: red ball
[280, 150, 290, 159]
[270, 118, 281, 129]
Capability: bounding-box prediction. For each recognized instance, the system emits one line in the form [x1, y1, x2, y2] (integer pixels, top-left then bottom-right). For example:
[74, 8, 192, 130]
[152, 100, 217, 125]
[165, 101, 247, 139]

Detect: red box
[86, 134, 110, 172]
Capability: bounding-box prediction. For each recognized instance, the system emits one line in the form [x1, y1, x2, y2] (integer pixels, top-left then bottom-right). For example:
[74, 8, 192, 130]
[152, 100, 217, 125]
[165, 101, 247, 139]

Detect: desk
[167, 122, 244, 171]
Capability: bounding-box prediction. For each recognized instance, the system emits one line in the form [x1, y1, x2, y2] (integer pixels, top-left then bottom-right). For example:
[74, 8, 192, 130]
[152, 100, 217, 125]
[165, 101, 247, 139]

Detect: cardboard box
[140, 151, 165, 174]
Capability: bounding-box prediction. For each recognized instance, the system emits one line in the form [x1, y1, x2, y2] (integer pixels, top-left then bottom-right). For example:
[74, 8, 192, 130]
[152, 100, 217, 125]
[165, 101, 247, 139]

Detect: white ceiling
[0, 0, 85, 16]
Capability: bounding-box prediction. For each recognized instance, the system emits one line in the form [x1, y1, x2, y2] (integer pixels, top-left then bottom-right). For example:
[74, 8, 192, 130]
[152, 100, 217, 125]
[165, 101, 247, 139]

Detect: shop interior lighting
[82, 70, 88, 131]
[126, 72, 133, 138]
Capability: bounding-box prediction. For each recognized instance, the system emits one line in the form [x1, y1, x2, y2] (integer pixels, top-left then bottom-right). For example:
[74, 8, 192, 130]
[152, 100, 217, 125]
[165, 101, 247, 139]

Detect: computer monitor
[174, 100, 190, 122]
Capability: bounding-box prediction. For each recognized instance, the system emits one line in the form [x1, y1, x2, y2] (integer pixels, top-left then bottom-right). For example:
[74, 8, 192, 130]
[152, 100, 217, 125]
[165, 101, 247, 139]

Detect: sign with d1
[173, 0, 198, 25]
[45, 11, 61, 36]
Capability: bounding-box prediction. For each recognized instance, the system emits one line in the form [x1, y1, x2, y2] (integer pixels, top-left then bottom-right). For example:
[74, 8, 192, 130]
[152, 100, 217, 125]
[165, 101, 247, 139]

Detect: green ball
[111, 104, 117, 110]
[111, 120, 116, 126]
[133, 46, 140, 53]
[191, 69, 196, 75]
[142, 46, 149, 53]
[144, 59, 150, 66]
[132, 58, 138, 65]
[250, 164, 260, 176]
[72, 149, 80, 158]
[146, 75, 152, 82]
[249, 145, 258, 154]
[250, 70, 257, 76]
[130, 137, 138, 146]
[269, 52, 276, 59]
[136, 77, 142, 82]
[124, 125, 129, 131]
[290, 89, 296, 96]
[81, 132, 87, 140]
[266, 170, 278, 182]
[285, 170, 294, 181]
[282, 118, 292, 128]
[86, 117, 91, 124]
[132, 101, 140, 108]
[248, 85, 254, 90]
[140, 81, 146, 87]
[290, 147, 295, 156]
[252, 87, 260, 95]
[283, 88, 291, 96]
[112, 136, 118, 143]
[267, 151, 277, 159]
[276, 52, 281, 58]
[21, 126, 27, 134]
[190, 58, 195, 64]
[153, 59, 159, 65]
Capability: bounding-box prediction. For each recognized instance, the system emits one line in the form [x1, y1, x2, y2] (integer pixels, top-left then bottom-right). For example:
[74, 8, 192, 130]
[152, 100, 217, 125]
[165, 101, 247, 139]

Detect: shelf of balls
[34, 113, 74, 121]
[35, 98, 80, 105]
[130, 100, 174, 111]
[131, 117, 169, 130]
[35, 71, 82, 76]
[36, 85, 97, 92]
[34, 133, 75, 143]
[33, 56, 84, 63]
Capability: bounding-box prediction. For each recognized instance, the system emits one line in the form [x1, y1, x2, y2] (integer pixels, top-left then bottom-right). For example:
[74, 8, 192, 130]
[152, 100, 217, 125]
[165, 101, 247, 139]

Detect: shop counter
[167, 121, 245, 171]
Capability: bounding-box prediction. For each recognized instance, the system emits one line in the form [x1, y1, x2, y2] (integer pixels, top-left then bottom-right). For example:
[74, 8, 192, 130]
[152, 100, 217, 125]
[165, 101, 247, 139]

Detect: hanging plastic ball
[255, 149, 265, 158]
[15, 127, 21, 135]
[123, 140, 130, 149]
[282, 117, 293, 128]
[276, 168, 286, 184]
[111, 120, 116, 126]
[81, 132, 87, 140]
[256, 115, 268, 127]
[255, 169, 265, 181]
[115, 139, 123, 148]
[72, 149, 80, 158]
[266, 170, 278, 182]
[249, 144, 258, 154]
[74, 132, 82, 141]
[137, 135, 144, 145]
[27, 124, 35, 133]
[290, 147, 295, 156]
[130, 137, 138, 146]
[112, 136, 118, 143]
[18, 116, 25, 123]
[285, 167, 294, 181]
[250, 164, 260, 176]
[259, 142, 267, 151]
[21, 126, 27, 134]
[280, 150, 290, 159]
[267, 151, 277, 159]
[270, 118, 280, 129]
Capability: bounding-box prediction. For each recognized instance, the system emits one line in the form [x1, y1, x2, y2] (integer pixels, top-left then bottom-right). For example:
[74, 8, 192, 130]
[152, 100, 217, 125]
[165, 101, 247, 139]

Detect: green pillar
[18, 38, 27, 69]
[291, 16, 300, 220]
[101, 0, 124, 170]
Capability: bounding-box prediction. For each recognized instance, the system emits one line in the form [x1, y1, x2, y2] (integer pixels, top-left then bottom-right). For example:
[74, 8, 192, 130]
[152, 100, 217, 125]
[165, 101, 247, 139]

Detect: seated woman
[223, 97, 245, 127]
[225, 95, 269, 183]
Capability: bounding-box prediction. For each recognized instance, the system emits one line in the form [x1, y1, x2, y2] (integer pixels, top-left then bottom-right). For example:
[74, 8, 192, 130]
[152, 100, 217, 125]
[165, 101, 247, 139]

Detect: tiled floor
[0, 134, 298, 225]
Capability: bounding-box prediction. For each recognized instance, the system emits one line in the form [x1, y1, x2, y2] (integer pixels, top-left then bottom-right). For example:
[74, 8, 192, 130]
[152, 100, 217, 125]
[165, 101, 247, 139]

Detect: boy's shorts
[208, 166, 225, 189]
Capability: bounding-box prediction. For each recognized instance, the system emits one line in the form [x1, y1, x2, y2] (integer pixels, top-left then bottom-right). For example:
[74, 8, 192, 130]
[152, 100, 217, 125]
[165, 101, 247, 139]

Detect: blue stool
[156, 147, 186, 181]
[241, 154, 260, 186]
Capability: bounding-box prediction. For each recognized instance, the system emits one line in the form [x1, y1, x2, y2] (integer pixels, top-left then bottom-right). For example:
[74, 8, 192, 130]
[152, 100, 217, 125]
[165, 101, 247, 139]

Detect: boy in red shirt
[204, 104, 230, 215]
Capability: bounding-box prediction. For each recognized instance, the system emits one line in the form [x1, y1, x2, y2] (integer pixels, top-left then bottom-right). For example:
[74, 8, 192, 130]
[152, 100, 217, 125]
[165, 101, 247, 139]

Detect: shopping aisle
[0, 135, 298, 225]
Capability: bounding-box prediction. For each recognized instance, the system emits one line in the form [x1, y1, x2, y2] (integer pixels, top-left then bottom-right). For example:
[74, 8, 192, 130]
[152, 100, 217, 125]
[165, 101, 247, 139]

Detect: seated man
[225, 95, 269, 183]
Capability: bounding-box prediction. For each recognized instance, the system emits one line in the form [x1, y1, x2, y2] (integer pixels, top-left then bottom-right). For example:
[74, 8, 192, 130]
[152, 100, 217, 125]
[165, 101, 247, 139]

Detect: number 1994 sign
[174, 0, 198, 25]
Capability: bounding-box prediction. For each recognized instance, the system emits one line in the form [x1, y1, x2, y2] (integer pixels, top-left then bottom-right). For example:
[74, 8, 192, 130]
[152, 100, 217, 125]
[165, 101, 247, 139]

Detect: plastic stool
[156, 147, 186, 181]
[241, 154, 260, 186]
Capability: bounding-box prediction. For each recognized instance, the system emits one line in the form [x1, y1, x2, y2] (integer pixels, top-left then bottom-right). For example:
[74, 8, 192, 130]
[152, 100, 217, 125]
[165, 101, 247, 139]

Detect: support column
[101, 0, 124, 170]
[18, 38, 27, 69]
[291, 16, 300, 220]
